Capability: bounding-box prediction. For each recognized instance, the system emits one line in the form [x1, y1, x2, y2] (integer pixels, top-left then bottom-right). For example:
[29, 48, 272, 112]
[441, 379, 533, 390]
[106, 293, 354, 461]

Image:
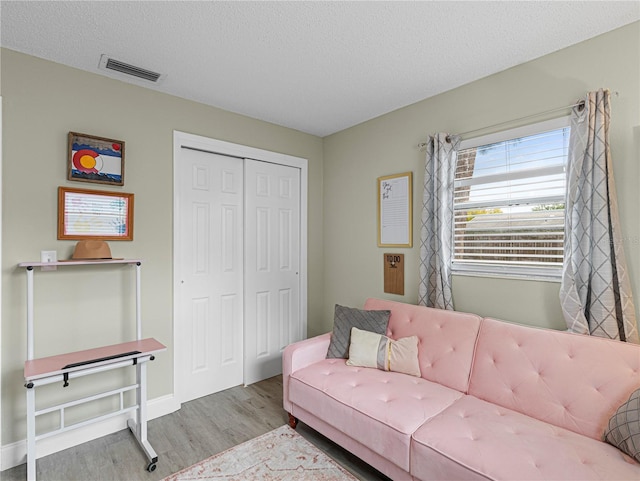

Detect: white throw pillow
[346, 327, 421, 377]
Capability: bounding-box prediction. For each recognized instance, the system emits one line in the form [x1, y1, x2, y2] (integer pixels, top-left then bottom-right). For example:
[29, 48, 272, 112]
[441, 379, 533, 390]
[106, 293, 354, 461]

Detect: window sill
[451, 267, 562, 283]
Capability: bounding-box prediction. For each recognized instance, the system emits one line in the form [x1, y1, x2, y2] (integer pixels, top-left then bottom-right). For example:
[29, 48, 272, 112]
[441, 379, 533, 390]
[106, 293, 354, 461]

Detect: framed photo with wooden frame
[68, 132, 125, 186]
[58, 186, 134, 241]
[377, 172, 413, 247]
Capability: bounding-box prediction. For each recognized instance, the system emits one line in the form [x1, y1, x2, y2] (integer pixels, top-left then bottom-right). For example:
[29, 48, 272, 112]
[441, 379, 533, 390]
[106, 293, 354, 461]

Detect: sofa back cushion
[468, 318, 640, 440]
[364, 298, 482, 393]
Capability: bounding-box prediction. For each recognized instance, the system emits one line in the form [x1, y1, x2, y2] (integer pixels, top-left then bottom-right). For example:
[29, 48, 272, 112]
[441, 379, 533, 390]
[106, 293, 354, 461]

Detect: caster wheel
[147, 462, 157, 472]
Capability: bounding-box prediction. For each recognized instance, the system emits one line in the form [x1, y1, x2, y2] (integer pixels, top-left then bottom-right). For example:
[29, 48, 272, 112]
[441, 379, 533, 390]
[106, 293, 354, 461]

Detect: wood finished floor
[2, 375, 390, 481]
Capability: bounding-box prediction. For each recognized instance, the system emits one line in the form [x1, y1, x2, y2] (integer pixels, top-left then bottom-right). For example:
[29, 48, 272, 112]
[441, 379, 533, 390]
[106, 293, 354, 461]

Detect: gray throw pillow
[604, 387, 640, 462]
[326, 304, 390, 359]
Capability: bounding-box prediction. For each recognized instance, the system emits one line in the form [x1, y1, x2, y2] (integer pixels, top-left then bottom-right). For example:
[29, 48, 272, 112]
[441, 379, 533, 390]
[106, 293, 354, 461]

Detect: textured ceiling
[1, 1, 639, 137]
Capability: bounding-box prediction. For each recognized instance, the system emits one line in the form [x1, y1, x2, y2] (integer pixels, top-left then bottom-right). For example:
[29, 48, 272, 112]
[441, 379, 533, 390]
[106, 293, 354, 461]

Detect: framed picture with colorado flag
[68, 132, 125, 186]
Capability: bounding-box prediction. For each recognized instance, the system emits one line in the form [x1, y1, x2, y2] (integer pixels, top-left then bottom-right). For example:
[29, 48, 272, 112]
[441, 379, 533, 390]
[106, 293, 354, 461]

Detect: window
[452, 117, 570, 279]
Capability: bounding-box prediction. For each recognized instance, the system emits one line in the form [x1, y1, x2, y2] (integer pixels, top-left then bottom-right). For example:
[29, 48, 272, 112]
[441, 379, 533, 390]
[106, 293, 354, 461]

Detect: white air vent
[98, 55, 166, 83]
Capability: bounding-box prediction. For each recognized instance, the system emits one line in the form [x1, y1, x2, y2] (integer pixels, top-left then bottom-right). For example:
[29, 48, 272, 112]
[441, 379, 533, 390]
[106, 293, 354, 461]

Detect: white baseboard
[1, 394, 180, 471]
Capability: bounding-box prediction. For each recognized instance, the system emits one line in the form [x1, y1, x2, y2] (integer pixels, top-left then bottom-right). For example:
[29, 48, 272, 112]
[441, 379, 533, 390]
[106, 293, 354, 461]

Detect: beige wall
[322, 22, 640, 332]
[0, 49, 324, 445]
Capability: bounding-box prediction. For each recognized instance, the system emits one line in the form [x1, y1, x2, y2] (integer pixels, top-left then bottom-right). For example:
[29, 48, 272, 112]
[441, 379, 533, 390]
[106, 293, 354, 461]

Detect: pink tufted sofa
[282, 298, 640, 480]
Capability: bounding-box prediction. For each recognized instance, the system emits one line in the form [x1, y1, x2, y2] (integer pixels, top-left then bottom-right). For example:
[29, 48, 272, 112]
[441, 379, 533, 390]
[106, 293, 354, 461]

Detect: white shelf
[19, 259, 142, 268]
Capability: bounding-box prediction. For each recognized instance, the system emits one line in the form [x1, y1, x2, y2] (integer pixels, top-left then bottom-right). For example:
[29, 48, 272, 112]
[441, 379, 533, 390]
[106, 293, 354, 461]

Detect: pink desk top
[24, 338, 166, 381]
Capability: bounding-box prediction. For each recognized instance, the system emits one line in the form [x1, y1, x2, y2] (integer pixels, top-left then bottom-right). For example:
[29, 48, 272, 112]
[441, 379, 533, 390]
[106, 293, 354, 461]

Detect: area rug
[162, 425, 359, 480]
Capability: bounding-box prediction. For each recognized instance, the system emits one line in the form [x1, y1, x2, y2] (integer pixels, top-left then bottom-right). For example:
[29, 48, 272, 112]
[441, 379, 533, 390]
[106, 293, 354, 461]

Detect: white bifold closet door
[178, 148, 301, 403]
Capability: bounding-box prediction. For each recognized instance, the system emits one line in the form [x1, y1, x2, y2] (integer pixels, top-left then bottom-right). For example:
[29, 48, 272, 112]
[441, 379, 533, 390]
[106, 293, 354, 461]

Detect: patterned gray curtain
[559, 89, 639, 343]
[418, 133, 460, 310]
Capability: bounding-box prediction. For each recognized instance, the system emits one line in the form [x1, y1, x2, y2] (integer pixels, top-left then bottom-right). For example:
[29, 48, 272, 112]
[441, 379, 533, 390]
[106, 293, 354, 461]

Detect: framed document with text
[377, 172, 412, 247]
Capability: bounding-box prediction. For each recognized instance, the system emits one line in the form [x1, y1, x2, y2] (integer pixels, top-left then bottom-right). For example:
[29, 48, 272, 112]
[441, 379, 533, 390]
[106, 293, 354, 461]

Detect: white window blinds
[453, 117, 570, 279]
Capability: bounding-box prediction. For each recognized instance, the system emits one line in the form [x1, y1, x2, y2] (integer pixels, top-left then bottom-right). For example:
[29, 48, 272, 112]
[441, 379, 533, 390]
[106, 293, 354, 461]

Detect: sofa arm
[282, 332, 331, 413]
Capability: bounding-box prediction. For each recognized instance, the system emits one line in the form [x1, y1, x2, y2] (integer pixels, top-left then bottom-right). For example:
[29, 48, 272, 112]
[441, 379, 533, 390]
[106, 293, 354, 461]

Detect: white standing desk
[19, 260, 166, 481]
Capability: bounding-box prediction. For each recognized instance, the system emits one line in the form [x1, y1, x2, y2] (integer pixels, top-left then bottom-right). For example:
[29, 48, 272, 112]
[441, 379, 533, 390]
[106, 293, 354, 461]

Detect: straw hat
[71, 240, 116, 260]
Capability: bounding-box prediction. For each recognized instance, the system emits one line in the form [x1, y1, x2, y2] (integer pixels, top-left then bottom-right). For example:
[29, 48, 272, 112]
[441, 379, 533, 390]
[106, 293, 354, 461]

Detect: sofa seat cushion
[411, 395, 640, 481]
[289, 358, 463, 471]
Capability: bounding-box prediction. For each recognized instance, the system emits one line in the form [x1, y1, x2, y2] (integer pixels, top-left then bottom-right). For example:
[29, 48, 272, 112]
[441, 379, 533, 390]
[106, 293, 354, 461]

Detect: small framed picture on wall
[58, 186, 134, 241]
[377, 172, 413, 247]
[68, 132, 125, 186]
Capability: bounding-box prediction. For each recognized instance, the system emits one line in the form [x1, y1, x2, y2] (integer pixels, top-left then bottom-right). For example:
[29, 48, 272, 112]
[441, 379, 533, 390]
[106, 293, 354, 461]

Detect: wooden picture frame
[58, 186, 134, 240]
[377, 172, 413, 247]
[68, 132, 125, 186]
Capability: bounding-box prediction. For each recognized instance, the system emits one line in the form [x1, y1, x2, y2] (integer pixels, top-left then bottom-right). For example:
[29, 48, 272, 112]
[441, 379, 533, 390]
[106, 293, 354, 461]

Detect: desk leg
[26, 386, 36, 481]
[127, 361, 158, 472]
